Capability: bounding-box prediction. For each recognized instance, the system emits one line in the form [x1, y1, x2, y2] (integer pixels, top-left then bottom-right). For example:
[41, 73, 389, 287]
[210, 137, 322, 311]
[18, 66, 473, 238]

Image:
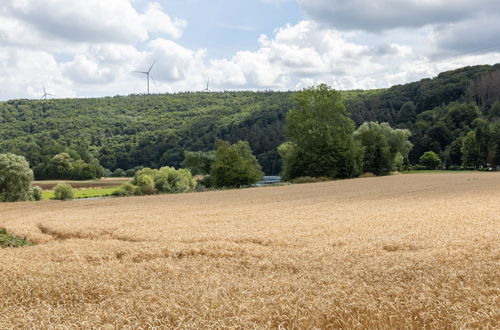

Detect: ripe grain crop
[1, 173, 499, 329]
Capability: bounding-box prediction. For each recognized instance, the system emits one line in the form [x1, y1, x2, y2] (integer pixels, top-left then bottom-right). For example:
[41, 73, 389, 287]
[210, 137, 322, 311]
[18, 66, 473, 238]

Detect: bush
[0, 153, 34, 202]
[112, 182, 139, 197]
[29, 186, 43, 201]
[133, 167, 197, 195]
[419, 151, 442, 170]
[54, 183, 74, 201]
[154, 167, 196, 193]
[136, 174, 156, 195]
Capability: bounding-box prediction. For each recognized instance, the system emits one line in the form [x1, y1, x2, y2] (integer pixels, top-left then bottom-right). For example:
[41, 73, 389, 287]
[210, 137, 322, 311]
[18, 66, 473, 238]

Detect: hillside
[1, 64, 500, 175]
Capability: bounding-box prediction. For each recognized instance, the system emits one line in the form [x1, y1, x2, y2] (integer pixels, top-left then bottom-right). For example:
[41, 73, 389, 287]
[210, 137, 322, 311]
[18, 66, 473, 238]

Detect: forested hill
[1, 64, 500, 176]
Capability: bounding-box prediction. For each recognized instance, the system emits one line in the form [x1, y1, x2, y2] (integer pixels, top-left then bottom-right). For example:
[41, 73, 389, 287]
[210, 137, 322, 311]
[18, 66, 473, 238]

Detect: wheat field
[0, 173, 499, 329]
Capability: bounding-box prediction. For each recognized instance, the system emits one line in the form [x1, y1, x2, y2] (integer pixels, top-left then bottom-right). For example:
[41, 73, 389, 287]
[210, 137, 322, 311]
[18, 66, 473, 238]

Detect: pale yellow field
[1, 173, 499, 329]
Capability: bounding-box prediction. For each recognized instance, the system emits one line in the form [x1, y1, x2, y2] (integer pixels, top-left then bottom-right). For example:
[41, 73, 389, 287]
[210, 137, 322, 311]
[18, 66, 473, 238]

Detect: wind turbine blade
[133, 71, 148, 74]
[150, 75, 158, 87]
[148, 60, 156, 73]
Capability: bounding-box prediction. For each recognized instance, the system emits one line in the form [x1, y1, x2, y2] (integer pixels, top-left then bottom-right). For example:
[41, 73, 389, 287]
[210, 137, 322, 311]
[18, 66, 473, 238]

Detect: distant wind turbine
[41, 84, 54, 100]
[204, 79, 210, 92]
[134, 60, 157, 94]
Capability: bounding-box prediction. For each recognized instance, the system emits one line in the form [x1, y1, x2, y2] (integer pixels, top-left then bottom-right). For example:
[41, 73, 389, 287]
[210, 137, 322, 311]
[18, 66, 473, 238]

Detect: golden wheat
[1, 173, 499, 329]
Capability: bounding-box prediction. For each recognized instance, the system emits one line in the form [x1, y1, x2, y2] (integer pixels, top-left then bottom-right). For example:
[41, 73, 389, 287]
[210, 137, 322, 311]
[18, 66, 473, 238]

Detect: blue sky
[158, 0, 302, 58]
[1, 0, 499, 100]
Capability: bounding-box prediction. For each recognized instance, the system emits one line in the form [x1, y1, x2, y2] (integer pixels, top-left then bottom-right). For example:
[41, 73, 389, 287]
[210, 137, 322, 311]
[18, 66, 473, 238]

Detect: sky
[1, 0, 500, 100]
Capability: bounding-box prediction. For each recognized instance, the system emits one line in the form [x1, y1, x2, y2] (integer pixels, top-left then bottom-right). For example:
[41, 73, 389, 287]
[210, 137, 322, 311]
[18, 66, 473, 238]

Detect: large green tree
[211, 140, 263, 187]
[0, 153, 34, 202]
[419, 151, 442, 170]
[280, 84, 362, 180]
[461, 131, 481, 169]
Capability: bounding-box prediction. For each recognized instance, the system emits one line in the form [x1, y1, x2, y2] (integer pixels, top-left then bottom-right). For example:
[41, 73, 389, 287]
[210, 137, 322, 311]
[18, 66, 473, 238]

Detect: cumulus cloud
[0, 47, 75, 99]
[1, 0, 185, 45]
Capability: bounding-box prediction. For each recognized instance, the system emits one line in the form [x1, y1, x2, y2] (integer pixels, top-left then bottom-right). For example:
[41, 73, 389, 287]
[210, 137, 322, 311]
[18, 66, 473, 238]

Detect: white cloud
[142, 3, 187, 39]
[1, 0, 185, 45]
[0, 47, 75, 99]
[64, 55, 115, 84]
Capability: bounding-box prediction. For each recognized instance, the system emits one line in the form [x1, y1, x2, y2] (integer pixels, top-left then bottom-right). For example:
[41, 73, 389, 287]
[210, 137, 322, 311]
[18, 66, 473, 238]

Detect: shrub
[113, 183, 139, 197]
[154, 167, 196, 193]
[0, 153, 34, 202]
[29, 186, 43, 201]
[419, 151, 441, 170]
[136, 174, 156, 195]
[54, 183, 74, 201]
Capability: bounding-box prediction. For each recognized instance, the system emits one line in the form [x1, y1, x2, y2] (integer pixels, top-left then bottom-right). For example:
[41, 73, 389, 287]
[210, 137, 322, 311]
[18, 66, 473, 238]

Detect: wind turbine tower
[134, 60, 157, 94]
[41, 84, 54, 100]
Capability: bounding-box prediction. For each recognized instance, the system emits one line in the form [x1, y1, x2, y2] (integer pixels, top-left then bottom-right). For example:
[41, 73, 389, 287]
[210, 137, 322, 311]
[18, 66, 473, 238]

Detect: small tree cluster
[35, 153, 103, 180]
[353, 122, 413, 175]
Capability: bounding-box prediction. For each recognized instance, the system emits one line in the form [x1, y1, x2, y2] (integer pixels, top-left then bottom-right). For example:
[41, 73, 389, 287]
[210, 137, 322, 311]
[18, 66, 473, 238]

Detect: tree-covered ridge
[0, 91, 293, 175]
[1, 64, 499, 177]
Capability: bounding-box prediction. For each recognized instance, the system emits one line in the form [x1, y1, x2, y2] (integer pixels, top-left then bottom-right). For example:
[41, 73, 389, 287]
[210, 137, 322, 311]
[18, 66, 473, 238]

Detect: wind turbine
[204, 79, 210, 92]
[134, 60, 157, 94]
[41, 84, 54, 100]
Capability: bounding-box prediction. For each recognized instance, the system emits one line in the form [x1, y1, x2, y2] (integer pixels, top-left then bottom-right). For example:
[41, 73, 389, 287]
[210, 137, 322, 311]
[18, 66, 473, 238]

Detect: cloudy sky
[1, 0, 499, 100]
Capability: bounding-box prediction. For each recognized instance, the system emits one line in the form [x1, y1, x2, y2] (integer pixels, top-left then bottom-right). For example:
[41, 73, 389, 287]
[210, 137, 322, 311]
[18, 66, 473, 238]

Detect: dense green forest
[1, 64, 499, 178]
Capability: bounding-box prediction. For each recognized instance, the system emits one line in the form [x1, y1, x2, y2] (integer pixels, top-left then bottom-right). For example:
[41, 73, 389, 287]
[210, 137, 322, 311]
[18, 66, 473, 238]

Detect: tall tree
[0, 153, 34, 202]
[211, 140, 263, 188]
[461, 131, 481, 169]
[281, 84, 361, 179]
